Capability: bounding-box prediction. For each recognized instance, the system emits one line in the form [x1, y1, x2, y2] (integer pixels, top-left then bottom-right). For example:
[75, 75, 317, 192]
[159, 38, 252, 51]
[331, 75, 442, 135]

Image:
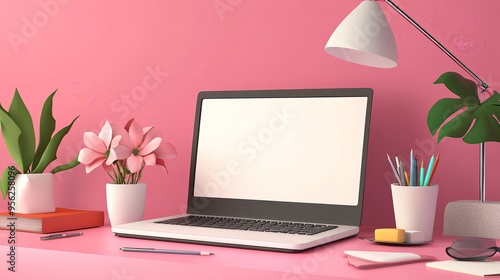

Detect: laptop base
[114, 232, 358, 253]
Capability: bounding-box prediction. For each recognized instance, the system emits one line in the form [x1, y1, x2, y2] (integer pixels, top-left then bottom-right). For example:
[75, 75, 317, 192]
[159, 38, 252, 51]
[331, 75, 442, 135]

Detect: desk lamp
[324, 0, 500, 238]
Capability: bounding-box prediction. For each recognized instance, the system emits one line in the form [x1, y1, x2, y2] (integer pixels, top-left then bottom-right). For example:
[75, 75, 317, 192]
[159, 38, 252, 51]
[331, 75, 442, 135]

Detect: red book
[0, 208, 104, 233]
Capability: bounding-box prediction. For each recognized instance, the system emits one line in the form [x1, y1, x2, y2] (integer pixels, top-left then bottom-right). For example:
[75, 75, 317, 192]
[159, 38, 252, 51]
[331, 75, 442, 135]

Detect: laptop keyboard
[154, 215, 338, 235]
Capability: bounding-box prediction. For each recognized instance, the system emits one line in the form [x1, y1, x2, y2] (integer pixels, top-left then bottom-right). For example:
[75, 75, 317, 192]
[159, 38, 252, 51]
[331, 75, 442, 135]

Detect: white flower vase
[106, 183, 146, 227]
[13, 173, 56, 214]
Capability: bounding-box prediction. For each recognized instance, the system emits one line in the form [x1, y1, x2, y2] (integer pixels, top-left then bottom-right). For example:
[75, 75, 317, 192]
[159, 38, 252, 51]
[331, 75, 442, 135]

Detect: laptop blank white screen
[193, 96, 369, 206]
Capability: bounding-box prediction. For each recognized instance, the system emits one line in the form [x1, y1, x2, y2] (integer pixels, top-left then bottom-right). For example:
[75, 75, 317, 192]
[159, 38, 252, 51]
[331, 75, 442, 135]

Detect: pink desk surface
[1, 226, 499, 280]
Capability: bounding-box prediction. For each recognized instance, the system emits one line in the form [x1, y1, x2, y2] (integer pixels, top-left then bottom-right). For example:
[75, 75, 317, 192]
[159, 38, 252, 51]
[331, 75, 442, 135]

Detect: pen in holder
[391, 183, 439, 242]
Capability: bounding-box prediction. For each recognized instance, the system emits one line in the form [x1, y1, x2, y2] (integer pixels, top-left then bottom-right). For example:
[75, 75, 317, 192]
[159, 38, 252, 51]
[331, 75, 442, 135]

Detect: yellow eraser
[374, 228, 405, 244]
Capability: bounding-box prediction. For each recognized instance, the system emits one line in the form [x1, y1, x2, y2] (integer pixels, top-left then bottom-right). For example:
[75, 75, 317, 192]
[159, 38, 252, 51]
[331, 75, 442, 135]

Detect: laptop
[113, 88, 373, 252]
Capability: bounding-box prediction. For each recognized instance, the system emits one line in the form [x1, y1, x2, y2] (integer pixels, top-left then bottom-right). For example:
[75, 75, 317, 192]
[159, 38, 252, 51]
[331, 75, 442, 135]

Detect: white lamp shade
[325, 1, 398, 68]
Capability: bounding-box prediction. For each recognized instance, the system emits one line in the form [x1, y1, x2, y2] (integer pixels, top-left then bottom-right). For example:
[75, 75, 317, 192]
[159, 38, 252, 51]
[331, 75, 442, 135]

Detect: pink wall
[1, 0, 499, 229]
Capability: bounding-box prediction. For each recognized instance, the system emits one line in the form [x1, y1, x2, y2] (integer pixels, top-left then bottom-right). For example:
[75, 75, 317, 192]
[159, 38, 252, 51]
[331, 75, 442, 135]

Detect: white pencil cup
[391, 184, 439, 242]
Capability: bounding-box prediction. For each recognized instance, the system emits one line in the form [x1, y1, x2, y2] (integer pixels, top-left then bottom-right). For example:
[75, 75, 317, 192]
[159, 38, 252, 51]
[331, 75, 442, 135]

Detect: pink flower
[114, 119, 177, 173]
[78, 118, 176, 184]
[78, 121, 126, 174]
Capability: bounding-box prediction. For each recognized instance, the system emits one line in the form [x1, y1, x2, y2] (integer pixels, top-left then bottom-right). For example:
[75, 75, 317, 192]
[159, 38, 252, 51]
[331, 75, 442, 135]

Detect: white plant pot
[106, 183, 146, 227]
[13, 173, 56, 214]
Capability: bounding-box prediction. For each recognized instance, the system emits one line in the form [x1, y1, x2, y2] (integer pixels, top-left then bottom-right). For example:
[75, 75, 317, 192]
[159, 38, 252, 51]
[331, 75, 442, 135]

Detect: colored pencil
[419, 161, 425, 186]
[386, 154, 403, 186]
[423, 154, 436, 186]
[429, 153, 440, 185]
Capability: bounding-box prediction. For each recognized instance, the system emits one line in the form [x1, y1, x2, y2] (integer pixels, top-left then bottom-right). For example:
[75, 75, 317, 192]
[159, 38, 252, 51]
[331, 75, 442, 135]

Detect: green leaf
[427, 98, 465, 135]
[462, 94, 500, 144]
[434, 72, 479, 101]
[32, 116, 79, 173]
[50, 155, 80, 174]
[7, 89, 35, 173]
[436, 109, 475, 143]
[482, 91, 500, 106]
[32, 90, 57, 171]
[428, 82, 500, 144]
[0, 105, 23, 170]
[0, 167, 20, 200]
[428, 72, 500, 144]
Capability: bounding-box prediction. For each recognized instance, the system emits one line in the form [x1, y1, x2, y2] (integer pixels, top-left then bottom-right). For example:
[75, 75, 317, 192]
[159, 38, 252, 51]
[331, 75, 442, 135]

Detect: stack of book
[0, 208, 104, 233]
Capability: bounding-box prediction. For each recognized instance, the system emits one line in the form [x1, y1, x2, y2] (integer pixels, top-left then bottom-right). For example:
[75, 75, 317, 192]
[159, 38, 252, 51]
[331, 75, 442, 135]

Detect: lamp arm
[383, 0, 489, 91]
[383, 0, 487, 202]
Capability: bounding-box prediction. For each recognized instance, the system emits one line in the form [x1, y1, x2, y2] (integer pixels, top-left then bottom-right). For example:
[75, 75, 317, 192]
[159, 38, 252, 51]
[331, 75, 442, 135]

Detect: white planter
[106, 183, 146, 227]
[13, 173, 56, 214]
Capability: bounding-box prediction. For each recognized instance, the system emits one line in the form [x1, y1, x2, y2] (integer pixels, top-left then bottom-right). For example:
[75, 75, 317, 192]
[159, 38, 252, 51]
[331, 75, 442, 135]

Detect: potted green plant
[0, 89, 79, 214]
[427, 71, 500, 239]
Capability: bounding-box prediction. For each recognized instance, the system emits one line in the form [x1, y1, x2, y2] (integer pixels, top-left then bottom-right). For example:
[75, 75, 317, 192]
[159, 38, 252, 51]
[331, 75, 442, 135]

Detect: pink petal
[110, 135, 122, 149]
[142, 126, 154, 135]
[128, 120, 145, 148]
[106, 149, 118, 165]
[155, 142, 177, 159]
[78, 148, 105, 165]
[98, 121, 113, 147]
[124, 118, 135, 131]
[145, 126, 162, 137]
[112, 125, 133, 148]
[126, 154, 143, 173]
[139, 137, 162, 156]
[83, 132, 107, 153]
[155, 158, 168, 173]
[85, 158, 106, 174]
[143, 153, 157, 166]
[113, 145, 132, 160]
[140, 127, 162, 149]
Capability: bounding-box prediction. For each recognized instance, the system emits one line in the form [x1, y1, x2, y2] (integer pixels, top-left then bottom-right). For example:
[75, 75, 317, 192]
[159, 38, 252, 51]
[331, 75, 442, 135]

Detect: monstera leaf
[427, 72, 500, 144]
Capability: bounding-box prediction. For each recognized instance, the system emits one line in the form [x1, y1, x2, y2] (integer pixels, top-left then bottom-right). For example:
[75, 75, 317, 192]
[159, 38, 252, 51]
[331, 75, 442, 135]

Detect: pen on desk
[386, 154, 403, 186]
[120, 247, 214, 256]
[40, 232, 83, 240]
